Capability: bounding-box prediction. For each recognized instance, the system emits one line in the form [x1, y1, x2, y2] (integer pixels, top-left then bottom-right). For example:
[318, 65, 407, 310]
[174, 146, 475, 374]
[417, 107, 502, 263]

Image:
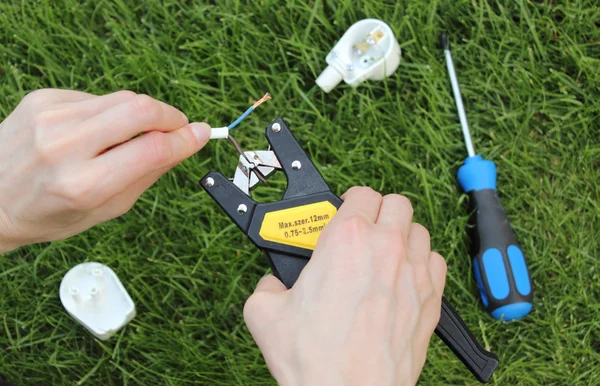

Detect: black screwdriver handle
[435, 297, 499, 383]
[467, 189, 534, 321]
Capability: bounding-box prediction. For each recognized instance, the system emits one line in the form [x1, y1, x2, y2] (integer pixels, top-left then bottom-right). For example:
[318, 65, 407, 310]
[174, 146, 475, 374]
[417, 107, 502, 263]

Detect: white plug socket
[316, 19, 401, 92]
[60, 262, 136, 341]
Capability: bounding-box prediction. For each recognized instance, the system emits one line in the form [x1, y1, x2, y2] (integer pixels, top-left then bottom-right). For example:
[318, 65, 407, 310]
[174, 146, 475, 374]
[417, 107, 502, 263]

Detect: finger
[336, 186, 383, 223]
[88, 122, 210, 205]
[83, 94, 189, 153]
[253, 274, 287, 294]
[72, 90, 139, 119]
[20, 89, 94, 113]
[428, 252, 448, 297]
[31, 89, 94, 103]
[406, 223, 430, 263]
[375, 194, 414, 238]
[50, 89, 95, 102]
[90, 165, 171, 223]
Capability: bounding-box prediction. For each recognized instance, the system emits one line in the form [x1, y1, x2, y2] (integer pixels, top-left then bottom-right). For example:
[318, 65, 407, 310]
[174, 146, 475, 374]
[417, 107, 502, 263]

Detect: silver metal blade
[232, 150, 281, 195]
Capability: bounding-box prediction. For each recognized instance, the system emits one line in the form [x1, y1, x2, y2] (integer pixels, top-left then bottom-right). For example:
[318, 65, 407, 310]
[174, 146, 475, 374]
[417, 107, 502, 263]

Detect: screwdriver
[440, 33, 533, 321]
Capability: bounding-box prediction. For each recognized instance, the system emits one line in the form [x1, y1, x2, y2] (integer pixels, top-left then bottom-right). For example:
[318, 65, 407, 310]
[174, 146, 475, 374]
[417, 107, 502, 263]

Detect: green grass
[1, 0, 599, 384]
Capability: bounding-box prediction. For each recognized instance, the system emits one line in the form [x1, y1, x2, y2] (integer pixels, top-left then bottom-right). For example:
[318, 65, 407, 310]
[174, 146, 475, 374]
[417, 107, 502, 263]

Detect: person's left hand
[0, 89, 210, 253]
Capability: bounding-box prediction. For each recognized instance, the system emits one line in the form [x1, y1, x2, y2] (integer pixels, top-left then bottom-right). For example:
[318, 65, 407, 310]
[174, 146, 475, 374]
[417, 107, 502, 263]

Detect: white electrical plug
[316, 19, 401, 92]
[60, 262, 136, 341]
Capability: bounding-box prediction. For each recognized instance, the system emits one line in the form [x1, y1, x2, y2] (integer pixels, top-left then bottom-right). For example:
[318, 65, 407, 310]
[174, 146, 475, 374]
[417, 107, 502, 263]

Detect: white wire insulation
[210, 127, 229, 139]
[444, 49, 475, 158]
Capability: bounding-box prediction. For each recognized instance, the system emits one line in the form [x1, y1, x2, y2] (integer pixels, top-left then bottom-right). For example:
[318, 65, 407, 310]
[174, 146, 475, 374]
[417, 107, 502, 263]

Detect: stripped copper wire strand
[252, 92, 271, 109]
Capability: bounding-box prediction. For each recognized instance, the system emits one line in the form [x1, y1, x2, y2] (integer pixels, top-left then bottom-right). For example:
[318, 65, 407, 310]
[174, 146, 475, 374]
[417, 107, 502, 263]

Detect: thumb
[167, 122, 211, 161]
[254, 274, 287, 294]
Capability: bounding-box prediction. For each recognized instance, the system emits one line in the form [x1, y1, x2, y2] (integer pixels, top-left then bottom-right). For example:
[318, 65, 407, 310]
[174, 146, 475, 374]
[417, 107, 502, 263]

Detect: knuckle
[386, 194, 413, 216]
[178, 126, 199, 153]
[32, 115, 58, 161]
[243, 293, 267, 325]
[113, 90, 137, 100]
[30, 110, 53, 130]
[130, 94, 160, 122]
[146, 132, 173, 165]
[431, 251, 448, 276]
[32, 111, 77, 163]
[348, 186, 382, 199]
[411, 222, 430, 241]
[22, 89, 53, 106]
[31, 109, 63, 130]
[338, 215, 370, 240]
[412, 262, 434, 300]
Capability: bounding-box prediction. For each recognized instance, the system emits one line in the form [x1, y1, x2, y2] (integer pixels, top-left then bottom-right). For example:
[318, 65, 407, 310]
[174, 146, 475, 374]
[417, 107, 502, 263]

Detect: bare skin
[0, 90, 447, 386]
[244, 187, 447, 386]
[0, 89, 210, 252]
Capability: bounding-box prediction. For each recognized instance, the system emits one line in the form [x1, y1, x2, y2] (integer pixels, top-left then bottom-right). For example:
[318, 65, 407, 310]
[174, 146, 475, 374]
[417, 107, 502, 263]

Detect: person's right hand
[0, 89, 211, 253]
[243, 187, 447, 386]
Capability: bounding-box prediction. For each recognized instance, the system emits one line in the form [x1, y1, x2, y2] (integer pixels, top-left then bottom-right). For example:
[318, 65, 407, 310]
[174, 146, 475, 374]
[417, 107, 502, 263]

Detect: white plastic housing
[316, 19, 401, 92]
[60, 262, 136, 341]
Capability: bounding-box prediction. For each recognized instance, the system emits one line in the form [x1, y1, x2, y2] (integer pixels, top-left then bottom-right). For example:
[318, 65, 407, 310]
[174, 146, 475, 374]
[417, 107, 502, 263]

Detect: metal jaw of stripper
[202, 118, 342, 287]
[200, 118, 498, 383]
[232, 149, 281, 195]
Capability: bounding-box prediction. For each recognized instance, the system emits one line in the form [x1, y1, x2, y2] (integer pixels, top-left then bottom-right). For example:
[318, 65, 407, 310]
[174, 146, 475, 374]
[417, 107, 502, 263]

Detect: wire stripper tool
[201, 118, 499, 383]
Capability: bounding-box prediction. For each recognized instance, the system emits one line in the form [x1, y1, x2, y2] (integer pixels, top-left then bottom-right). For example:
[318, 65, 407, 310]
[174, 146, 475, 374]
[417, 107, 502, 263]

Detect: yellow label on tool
[259, 201, 337, 250]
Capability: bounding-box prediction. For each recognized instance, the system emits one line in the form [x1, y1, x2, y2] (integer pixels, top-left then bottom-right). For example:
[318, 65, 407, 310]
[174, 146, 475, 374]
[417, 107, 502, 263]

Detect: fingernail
[190, 122, 211, 143]
[181, 112, 189, 124]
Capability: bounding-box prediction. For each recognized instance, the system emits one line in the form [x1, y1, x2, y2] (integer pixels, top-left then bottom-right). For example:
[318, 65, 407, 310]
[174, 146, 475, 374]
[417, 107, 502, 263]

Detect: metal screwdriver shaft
[440, 33, 475, 158]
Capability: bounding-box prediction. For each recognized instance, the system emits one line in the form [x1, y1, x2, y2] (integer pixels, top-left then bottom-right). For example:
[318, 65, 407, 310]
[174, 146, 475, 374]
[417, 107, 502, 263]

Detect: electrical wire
[209, 93, 271, 139]
[221, 93, 272, 183]
[228, 92, 271, 130]
[227, 134, 268, 184]
[227, 106, 254, 130]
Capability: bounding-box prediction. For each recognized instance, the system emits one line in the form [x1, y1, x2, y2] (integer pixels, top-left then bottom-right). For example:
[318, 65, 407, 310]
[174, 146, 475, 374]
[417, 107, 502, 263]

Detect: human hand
[0, 89, 210, 253]
[243, 187, 447, 386]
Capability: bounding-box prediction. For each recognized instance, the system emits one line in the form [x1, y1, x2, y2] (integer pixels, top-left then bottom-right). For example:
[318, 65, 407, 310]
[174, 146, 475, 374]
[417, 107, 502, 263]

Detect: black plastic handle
[468, 189, 533, 320]
[436, 297, 499, 383]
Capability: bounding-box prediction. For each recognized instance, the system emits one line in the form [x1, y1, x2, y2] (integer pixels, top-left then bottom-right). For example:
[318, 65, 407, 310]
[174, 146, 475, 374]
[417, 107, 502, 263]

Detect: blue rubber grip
[457, 155, 496, 192]
[459, 155, 533, 321]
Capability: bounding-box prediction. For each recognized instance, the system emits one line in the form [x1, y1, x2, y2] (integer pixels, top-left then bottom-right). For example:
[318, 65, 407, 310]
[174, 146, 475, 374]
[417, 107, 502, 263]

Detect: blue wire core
[227, 106, 254, 130]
